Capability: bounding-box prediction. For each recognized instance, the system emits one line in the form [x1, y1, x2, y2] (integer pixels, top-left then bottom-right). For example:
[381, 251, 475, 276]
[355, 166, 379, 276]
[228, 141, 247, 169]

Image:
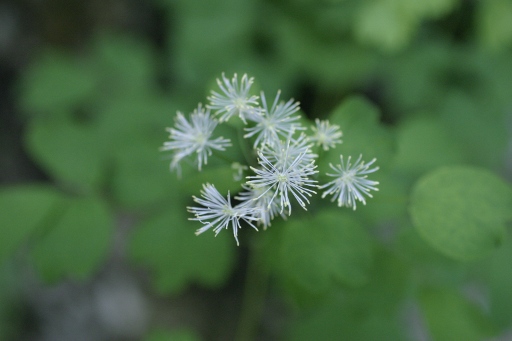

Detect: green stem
[316, 146, 325, 163]
[211, 149, 238, 165]
[238, 127, 257, 168]
[234, 237, 270, 341]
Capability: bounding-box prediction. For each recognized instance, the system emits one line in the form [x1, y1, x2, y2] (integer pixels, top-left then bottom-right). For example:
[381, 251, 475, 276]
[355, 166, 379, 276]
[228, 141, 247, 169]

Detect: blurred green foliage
[410, 167, 512, 261]
[143, 328, 201, 341]
[1, 0, 512, 339]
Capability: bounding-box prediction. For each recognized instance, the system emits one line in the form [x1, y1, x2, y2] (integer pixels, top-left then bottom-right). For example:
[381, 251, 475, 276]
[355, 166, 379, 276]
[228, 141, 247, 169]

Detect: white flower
[207, 73, 260, 123]
[246, 143, 318, 215]
[319, 155, 379, 210]
[235, 184, 286, 229]
[188, 184, 258, 245]
[161, 104, 231, 173]
[244, 90, 304, 148]
[310, 118, 342, 151]
[261, 133, 317, 170]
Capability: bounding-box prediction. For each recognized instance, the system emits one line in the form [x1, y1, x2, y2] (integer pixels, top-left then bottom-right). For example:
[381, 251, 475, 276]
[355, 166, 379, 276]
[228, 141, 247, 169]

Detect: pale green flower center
[194, 133, 207, 145]
[316, 132, 327, 143]
[263, 120, 275, 131]
[233, 98, 246, 110]
[340, 170, 356, 183]
[222, 205, 236, 216]
[277, 173, 288, 183]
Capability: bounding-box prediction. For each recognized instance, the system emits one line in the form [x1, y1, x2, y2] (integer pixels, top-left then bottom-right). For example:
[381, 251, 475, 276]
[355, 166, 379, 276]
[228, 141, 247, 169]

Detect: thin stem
[238, 125, 258, 168]
[211, 149, 238, 165]
[315, 146, 325, 163]
[234, 237, 270, 341]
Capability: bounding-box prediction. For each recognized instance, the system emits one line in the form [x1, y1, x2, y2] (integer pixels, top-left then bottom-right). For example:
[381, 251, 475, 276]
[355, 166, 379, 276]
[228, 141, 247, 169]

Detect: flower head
[188, 184, 258, 245]
[310, 119, 342, 151]
[161, 104, 231, 173]
[236, 184, 286, 229]
[319, 155, 379, 210]
[246, 142, 318, 215]
[244, 90, 304, 148]
[207, 73, 260, 123]
[262, 133, 317, 170]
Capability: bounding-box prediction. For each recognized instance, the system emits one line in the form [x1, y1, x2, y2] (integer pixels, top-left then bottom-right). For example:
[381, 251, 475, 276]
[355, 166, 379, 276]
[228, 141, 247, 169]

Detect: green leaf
[385, 41, 452, 113]
[31, 196, 113, 282]
[410, 167, 512, 261]
[171, 0, 255, 85]
[395, 225, 470, 287]
[308, 43, 378, 90]
[354, 171, 408, 225]
[393, 115, 468, 176]
[354, 0, 458, 52]
[112, 143, 181, 210]
[24, 119, 106, 192]
[269, 8, 377, 90]
[179, 164, 244, 198]
[355, 1, 417, 52]
[279, 210, 373, 294]
[287, 252, 409, 341]
[419, 288, 497, 341]
[439, 92, 508, 169]
[478, 0, 512, 50]
[0, 185, 63, 263]
[344, 249, 409, 316]
[19, 51, 97, 115]
[287, 295, 406, 341]
[129, 206, 236, 294]
[92, 34, 155, 97]
[97, 95, 181, 151]
[320, 96, 394, 173]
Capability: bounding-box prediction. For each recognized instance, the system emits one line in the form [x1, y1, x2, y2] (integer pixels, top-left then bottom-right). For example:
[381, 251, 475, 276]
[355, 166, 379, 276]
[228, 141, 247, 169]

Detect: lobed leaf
[393, 115, 468, 176]
[419, 288, 497, 341]
[19, 51, 97, 115]
[410, 166, 512, 261]
[129, 207, 236, 294]
[0, 185, 64, 263]
[279, 210, 373, 294]
[319, 95, 394, 173]
[31, 196, 113, 282]
[24, 119, 106, 192]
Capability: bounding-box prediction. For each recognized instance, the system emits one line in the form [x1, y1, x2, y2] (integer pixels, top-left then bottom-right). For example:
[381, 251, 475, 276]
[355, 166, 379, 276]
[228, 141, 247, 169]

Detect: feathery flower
[161, 104, 231, 173]
[246, 143, 318, 215]
[262, 133, 317, 169]
[207, 73, 260, 123]
[244, 90, 304, 148]
[188, 184, 258, 245]
[319, 155, 379, 210]
[310, 119, 343, 151]
[236, 184, 286, 229]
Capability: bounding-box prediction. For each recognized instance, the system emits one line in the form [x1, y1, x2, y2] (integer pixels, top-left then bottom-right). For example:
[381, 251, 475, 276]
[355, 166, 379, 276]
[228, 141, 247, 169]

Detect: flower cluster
[162, 73, 379, 244]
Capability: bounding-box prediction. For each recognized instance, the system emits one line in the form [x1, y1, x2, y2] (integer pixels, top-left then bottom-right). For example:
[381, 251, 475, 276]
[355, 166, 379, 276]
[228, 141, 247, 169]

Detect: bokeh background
[1, 0, 512, 340]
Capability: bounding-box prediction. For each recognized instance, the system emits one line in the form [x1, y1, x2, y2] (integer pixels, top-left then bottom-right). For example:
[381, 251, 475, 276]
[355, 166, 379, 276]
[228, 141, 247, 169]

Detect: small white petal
[207, 73, 260, 123]
[319, 155, 379, 210]
[246, 141, 318, 216]
[188, 184, 259, 245]
[310, 119, 342, 151]
[161, 104, 231, 173]
[244, 90, 305, 148]
[235, 184, 287, 229]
